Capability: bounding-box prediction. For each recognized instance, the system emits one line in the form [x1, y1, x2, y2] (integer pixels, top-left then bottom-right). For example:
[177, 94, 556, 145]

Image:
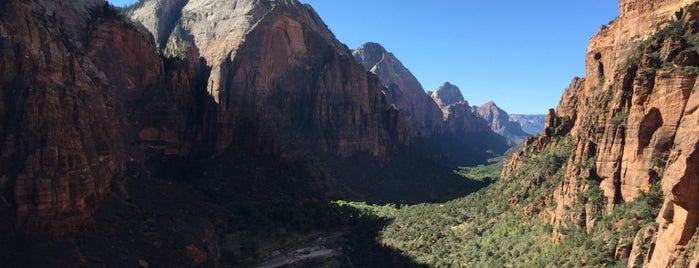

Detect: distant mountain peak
[475, 101, 530, 144]
[431, 82, 465, 108]
[357, 42, 386, 51]
[353, 42, 445, 137]
[353, 42, 390, 71]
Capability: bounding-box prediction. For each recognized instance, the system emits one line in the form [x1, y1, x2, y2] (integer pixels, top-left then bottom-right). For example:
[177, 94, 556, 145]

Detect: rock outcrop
[430, 82, 491, 134]
[353, 42, 443, 137]
[0, 0, 211, 234]
[0, 0, 508, 237]
[475, 101, 530, 144]
[129, 0, 402, 157]
[430, 82, 465, 108]
[0, 0, 513, 265]
[502, 0, 699, 266]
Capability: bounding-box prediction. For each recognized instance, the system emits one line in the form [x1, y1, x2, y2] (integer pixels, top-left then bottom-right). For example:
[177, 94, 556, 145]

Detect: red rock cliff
[503, 0, 699, 266]
[353, 42, 444, 138]
[0, 0, 207, 234]
[130, 0, 402, 157]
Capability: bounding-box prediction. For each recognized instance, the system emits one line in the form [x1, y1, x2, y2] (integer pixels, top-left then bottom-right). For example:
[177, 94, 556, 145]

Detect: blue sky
[109, 0, 619, 114]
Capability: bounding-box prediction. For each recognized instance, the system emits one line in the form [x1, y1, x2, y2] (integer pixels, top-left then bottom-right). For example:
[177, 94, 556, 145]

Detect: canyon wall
[503, 0, 699, 266]
[0, 0, 208, 233]
[129, 0, 403, 157]
[352, 42, 444, 138]
[0, 0, 508, 235]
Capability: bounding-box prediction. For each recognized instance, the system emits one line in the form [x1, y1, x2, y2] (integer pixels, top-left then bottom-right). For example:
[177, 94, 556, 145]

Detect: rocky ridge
[0, 0, 509, 240]
[352, 42, 444, 138]
[129, 0, 403, 157]
[475, 101, 530, 144]
[502, 0, 699, 266]
[430, 81, 465, 108]
[430, 82, 492, 134]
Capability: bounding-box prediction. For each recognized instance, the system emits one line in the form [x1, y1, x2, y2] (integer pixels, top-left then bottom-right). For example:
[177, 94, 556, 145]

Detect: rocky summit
[353, 42, 444, 138]
[430, 82, 465, 108]
[129, 0, 400, 157]
[475, 101, 530, 144]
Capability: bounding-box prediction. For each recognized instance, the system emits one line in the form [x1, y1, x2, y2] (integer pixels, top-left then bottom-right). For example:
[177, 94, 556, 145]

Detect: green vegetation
[371, 134, 664, 267]
[655, 19, 684, 40]
[90, 2, 126, 21]
[332, 200, 398, 219]
[453, 160, 502, 182]
[625, 9, 699, 78]
[218, 200, 416, 267]
[652, 155, 668, 170]
[612, 110, 629, 126]
[680, 66, 699, 75]
[378, 136, 573, 267]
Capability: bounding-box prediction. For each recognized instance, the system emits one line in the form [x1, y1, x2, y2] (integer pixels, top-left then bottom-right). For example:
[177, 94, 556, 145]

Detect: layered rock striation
[0, 0, 210, 234]
[129, 0, 402, 157]
[503, 0, 699, 266]
[0, 0, 509, 237]
[352, 42, 444, 138]
[430, 82, 491, 134]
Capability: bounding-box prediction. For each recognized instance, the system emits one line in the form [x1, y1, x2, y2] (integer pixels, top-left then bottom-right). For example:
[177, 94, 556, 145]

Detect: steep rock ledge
[503, 0, 699, 266]
[0, 0, 208, 234]
[130, 0, 403, 157]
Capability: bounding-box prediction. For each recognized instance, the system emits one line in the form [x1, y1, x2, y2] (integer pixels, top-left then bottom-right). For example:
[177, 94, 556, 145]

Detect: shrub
[612, 110, 629, 126]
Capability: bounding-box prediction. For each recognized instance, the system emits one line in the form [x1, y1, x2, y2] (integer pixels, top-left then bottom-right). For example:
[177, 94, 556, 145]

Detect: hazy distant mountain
[509, 114, 546, 135]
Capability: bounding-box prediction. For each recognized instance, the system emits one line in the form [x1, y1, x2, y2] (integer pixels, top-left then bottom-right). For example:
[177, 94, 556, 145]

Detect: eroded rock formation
[429, 82, 491, 134]
[0, 0, 509, 238]
[129, 0, 402, 157]
[0, 0, 216, 234]
[353, 42, 443, 138]
[502, 0, 699, 266]
[475, 101, 530, 144]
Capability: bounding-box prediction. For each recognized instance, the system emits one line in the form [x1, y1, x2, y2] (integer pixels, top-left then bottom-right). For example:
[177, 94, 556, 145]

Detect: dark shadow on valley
[0, 130, 505, 267]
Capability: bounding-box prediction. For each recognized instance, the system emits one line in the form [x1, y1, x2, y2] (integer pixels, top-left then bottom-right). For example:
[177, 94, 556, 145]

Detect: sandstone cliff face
[353, 42, 443, 138]
[502, 0, 699, 266]
[130, 0, 401, 157]
[475, 101, 530, 144]
[0, 0, 208, 234]
[430, 82, 465, 108]
[0, 0, 130, 234]
[430, 82, 491, 134]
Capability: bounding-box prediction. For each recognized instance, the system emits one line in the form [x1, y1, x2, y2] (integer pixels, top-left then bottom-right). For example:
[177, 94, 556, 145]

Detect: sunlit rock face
[1, 0, 408, 234]
[428, 82, 492, 134]
[353, 42, 444, 138]
[130, 0, 403, 157]
[502, 0, 699, 266]
[476, 101, 530, 144]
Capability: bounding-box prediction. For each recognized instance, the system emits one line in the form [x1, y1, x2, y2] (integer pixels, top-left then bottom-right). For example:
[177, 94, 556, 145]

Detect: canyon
[0, 0, 505, 266]
[2, 0, 699, 267]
